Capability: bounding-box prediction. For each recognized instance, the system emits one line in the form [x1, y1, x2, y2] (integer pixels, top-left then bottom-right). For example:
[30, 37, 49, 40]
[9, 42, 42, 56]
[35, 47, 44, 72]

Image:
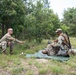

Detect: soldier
[0, 28, 23, 54]
[42, 29, 70, 56]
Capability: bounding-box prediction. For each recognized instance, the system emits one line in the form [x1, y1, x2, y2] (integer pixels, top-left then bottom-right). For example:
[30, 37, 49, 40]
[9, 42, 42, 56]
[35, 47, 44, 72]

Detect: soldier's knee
[47, 44, 51, 48]
[1, 41, 7, 44]
[42, 50, 48, 54]
[68, 50, 76, 56]
[1, 41, 7, 50]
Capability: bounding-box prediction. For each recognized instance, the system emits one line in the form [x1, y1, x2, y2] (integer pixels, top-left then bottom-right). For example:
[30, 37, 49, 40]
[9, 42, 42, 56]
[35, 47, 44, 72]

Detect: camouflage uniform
[46, 33, 69, 56]
[56, 33, 69, 56]
[0, 33, 21, 54]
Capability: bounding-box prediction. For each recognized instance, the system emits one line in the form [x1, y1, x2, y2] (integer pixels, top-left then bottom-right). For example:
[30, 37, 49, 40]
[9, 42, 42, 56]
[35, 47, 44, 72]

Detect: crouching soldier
[0, 28, 23, 54]
[42, 29, 71, 56]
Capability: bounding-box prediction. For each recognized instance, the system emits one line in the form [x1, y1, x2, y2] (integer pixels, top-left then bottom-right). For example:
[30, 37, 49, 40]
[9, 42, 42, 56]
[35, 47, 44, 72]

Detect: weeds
[25, 70, 34, 75]
[39, 68, 49, 74]
[11, 66, 25, 75]
[0, 37, 76, 75]
[49, 65, 64, 74]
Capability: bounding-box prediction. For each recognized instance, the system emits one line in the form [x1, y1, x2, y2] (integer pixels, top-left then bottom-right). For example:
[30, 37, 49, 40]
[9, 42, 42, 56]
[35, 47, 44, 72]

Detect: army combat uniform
[46, 33, 70, 56]
[0, 33, 21, 54]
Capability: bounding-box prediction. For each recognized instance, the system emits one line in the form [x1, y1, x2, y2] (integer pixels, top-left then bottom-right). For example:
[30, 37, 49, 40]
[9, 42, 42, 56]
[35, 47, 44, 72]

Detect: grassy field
[0, 37, 76, 75]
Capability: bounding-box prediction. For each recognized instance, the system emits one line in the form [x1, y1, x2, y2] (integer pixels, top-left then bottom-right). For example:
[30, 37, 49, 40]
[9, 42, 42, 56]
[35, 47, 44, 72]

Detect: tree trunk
[2, 23, 5, 36]
[6, 24, 8, 33]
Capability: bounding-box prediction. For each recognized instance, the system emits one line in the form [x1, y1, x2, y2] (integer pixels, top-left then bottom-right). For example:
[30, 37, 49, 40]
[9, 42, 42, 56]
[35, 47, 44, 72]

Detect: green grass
[25, 70, 34, 75]
[49, 65, 64, 74]
[0, 37, 76, 75]
[70, 37, 76, 48]
[39, 68, 49, 74]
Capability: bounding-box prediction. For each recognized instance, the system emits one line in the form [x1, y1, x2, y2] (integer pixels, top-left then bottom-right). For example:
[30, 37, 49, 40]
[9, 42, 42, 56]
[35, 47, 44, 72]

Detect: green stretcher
[26, 50, 69, 61]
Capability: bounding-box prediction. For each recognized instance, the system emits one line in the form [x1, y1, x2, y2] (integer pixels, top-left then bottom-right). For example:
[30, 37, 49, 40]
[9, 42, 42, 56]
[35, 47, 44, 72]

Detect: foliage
[0, 0, 60, 42]
[60, 24, 70, 32]
[62, 7, 76, 35]
[0, 0, 26, 36]
[0, 0, 76, 43]
[24, 0, 60, 43]
[0, 37, 76, 75]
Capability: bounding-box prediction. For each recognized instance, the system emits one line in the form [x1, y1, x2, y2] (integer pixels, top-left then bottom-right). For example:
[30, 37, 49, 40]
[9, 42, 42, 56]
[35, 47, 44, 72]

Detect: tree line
[0, 0, 76, 43]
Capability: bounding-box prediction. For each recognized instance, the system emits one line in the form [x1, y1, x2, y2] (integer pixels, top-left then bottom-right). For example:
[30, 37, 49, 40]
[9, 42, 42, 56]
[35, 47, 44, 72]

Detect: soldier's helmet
[55, 28, 62, 33]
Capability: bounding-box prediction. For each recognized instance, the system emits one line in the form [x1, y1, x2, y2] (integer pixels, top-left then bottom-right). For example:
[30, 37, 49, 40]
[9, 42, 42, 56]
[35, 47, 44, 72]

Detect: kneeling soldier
[0, 28, 23, 54]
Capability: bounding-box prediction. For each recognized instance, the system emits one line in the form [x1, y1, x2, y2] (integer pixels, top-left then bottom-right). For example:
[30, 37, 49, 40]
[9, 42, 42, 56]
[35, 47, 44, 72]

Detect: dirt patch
[21, 58, 39, 75]
[0, 67, 11, 75]
[35, 59, 48, 64]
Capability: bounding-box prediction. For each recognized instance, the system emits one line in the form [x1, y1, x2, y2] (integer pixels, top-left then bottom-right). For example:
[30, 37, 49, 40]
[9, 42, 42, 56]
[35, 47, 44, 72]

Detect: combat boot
[10, 50, 14, 55]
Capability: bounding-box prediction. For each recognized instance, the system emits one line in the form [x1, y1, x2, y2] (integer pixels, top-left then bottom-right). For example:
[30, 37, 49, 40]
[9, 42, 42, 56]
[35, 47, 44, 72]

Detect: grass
[0, 37, 76, 75]
[39, 68, 49, 74]
[70, 37, 76, 48]
[25, 70, 34, 75]
[49, 65, 64, 74]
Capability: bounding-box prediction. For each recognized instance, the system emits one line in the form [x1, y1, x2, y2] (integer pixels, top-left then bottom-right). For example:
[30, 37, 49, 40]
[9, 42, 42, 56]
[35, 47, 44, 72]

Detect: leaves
[62, 7, 76, 35]
[0, 0, 60, 43]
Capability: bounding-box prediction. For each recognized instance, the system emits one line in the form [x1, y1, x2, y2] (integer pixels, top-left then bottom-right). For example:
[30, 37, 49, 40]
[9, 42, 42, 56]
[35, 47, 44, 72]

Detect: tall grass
[0, 37, 76, 75]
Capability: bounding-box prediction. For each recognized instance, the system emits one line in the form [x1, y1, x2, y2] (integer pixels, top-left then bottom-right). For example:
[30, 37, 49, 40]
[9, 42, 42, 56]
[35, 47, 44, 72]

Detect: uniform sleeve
[7, 35, 21, 43]
[7, 35, 15, 41]
[54, 36, 64, 47]
[58, 36, 64, 45]
[15, 39, 21, 43]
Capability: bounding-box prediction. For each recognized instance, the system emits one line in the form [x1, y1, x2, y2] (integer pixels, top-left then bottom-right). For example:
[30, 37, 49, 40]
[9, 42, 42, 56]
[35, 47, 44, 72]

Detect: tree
[0, 0, 60, 42]
[62, 7, 76, 35]
[0, 0, 25, 36]
[43, 0, 50, 8]
[24, 1, 60, 43]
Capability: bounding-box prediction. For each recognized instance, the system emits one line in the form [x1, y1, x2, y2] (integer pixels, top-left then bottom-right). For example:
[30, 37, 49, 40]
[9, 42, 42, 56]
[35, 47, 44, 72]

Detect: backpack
[61, 32, 71, 49]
